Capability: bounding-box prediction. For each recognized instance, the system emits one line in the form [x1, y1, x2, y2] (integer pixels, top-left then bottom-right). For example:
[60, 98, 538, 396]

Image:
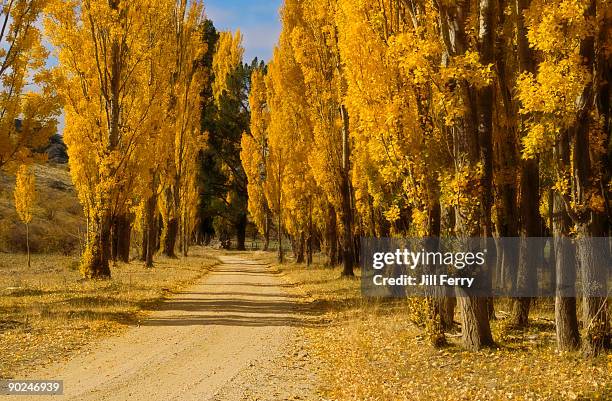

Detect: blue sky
[205, 0, 282, 62]
[43, 1, 282, 134]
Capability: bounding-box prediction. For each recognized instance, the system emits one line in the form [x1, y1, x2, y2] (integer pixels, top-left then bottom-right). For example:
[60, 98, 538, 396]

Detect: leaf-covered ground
[0, 248, 220, 379]
[268, 257, 611, 401]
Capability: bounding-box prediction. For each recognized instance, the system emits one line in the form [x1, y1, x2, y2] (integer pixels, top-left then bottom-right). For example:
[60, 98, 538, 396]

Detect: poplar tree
[0, 0, 58, 171]
[14, 164, 36, 268]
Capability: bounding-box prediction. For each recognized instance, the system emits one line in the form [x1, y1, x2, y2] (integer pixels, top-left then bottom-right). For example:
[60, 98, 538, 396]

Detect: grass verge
[0, 247, 221, 378]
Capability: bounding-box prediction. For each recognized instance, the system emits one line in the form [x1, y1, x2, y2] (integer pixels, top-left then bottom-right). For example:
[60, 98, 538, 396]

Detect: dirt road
[13, 255, 319, 401]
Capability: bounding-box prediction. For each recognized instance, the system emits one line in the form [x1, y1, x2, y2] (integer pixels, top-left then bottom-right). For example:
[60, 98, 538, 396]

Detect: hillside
[0, 164, 84, 255]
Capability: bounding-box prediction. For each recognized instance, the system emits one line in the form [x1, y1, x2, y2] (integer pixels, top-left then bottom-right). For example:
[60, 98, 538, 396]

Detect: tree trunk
[82, 213, 112, 278]
[25, 223, 30, 268]
[155, 213, 163, 252]
[112, 214, 132, 263]
[290, 235, 298, 259]
[144, 194, 157, 268]
[425, 205, 449, 345]
[572, 0, 609, 357]
[263, 212, 270, 251]
[492, 0, 518, 291]
[509, 0, 541, 329]
[425, 235, 449, 347]
[440, 296, 457, 331]
[307, 198, 313, 266]
[326, 204, 337, 266]
[140, 225, 147, 263]
[277, 212, 284, 263]
[163, 218, 179, 258]
[458, 295, 494, 350]
[296, 232, 305, 264]
[340, 104, 354, 276]
[577, 234, 609, 356]
[235, 213, 247, 251]
[510, 296, 530, 327]
[510, 159, 540, 329]
[553, 189, 580, 350]
[439, 204, 456, 330]
[181, 209, 189, 257]
[437, 0, 495, 351]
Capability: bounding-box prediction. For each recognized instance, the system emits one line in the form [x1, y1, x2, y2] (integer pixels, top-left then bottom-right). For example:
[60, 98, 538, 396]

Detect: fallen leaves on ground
[268, 256, 611, 401]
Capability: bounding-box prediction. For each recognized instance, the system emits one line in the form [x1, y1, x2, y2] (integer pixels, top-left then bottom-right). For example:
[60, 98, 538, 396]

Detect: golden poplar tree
[265, 7, 318, 263]
[242, 68, 271, 249]
[212, 30, 244, 105]
[336, 0, 456, 344]
[158, 0, 207, 258]
[134, 0, 176, 267]
[14, 164, 36, 268]
[517, 0, 610, 355]
[0, 0, 59, 171]
[238, 0, 610, 355]
[285, 0, 356, 274]
[47, 0, 172, 277]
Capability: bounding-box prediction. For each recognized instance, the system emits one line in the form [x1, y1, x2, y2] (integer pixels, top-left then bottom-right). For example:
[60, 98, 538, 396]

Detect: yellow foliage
[14, 165, 36, 225]
[47, 0, 207, 273]
[0, 0, 59, 171]
[242, 69, 270, 234]
[212, 30, 245, 105]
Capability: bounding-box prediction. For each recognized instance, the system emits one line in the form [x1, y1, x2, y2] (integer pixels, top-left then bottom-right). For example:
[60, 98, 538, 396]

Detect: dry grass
[265, 254, 611, 401]
[0, 247, 221, 379]
[0, 164, 85, 254]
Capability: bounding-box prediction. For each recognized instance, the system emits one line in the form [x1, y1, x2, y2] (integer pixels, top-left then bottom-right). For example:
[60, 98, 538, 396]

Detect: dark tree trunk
[509, 0, 541, 329]
[25, 224, 30, 268]
[112, 214, 132, 263]
[340, 105, 355, 277]
[510, 296, 531, 327]
[144, 194, 158, 268]
[140, 226, 147, 263]
[163, 218, 179, 258]
[83, 214, 112, 278]
[511, 160, 541, 326]
[263, 212, 270, 251]
[235, 213, 247, 251]
[181, 210, 189, 257]
[573, 0, 609, 357]
[553, 186, 580, 350]
[439, 203, 457, 331]
[440, 297, 457, 331]
[307, 199, 313, 266]
[577, 234, 609, 356]
[425, 204, 449, 345]
[155, 213, 162, 252]
[458, 294, 494, 350]
[353, 235, 360, 266]
[436, 0, 496, 351]
[326, 204, 337, 266]
[296, 232, 305, 264]
[492, 0, 518, 289]
[510, 167, 541, 328]
[290, 235, 298, 259]
[277, 212, 284, 263]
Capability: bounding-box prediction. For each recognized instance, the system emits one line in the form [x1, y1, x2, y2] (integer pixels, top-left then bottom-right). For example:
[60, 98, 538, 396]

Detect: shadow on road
[140, 260, 337, 328]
